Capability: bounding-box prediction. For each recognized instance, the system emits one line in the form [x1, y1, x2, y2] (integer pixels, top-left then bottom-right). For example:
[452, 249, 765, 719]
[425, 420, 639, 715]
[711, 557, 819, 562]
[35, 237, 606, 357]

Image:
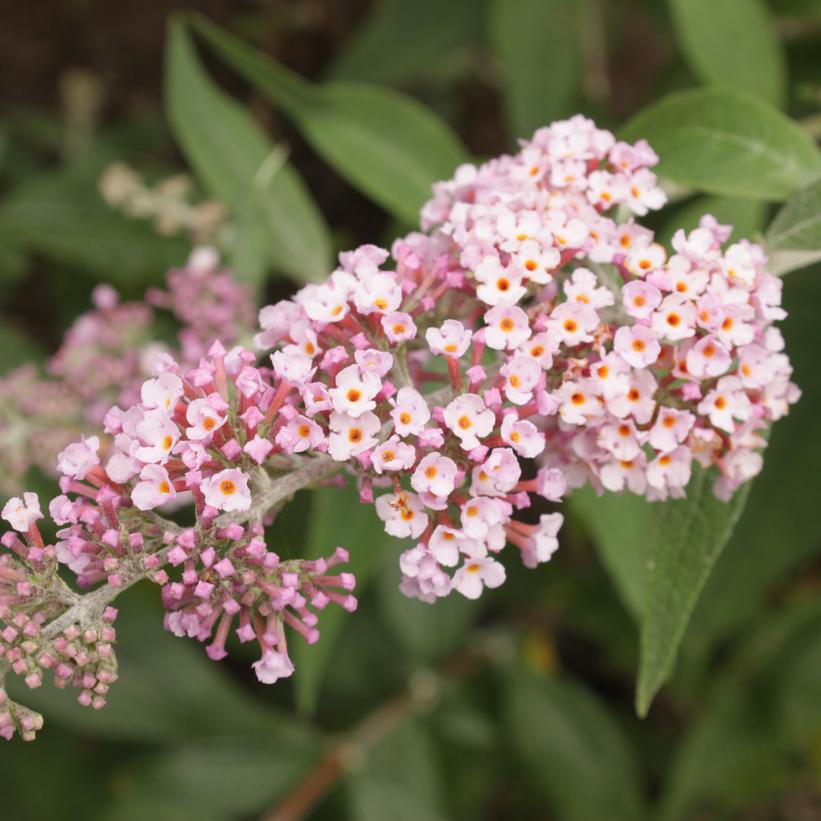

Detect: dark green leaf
[191, 15, 470, 224]
[165, 19, 331, 286]
[668, 0, 786, 107]
[505, 668, 646, 821]
[637, 469, 753, 716]
[622, 89, 821, 200]
[489, 0, 580, 141]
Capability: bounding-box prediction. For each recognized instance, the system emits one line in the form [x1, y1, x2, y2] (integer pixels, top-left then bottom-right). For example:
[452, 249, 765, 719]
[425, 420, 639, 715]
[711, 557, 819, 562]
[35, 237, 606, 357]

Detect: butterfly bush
[0, 116, 799, 740]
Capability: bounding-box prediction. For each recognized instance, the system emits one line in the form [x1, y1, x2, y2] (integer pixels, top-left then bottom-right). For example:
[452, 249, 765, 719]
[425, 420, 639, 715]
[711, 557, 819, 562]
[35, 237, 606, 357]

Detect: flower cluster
[0, 248, 255, 494]
[0, 115, 799, 740]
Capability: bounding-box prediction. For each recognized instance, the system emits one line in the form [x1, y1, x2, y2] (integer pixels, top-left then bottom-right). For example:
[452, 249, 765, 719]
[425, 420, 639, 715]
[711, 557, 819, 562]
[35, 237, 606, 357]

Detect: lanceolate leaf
[165, 19, 331, 286]
[622, 89, 821, 201]
[190, 15, 470, 224]
[636, 470, 753, 716]
[505, 668, 646, 821]
[668, 0, 786, 107]
[766, 178, 821, 274]
[488, 0, 580, 141]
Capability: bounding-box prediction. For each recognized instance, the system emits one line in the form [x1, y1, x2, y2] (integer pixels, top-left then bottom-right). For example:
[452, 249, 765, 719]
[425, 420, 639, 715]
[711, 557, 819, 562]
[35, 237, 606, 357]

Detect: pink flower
[57, 435, 101, 480]
[474, 256, 527, 305]
[411, 453, 459, 497]
[327, 411, 380, 460]
[500, 355, 541, 405]
[648, 409, 695, 453]
[652, 295, 696, 342]
[2, 492, 43, 532]
[501, 413, 545, 458]
[253, 649, 295, 684]
[484, 305, 531, 350]
[329, 365, 382, 417]
[522, 513, 563, 566]
[426, 319, 472, 357]
[471, 448, 521, 496]
[132, 464, 176, 511]
[135, 411, 180, 464]
[511, 240, 559, 284]
[614, 325, 660, 368]
[698, 376, 753, 433]
[355, 349, 393, 378]
[270, 351, 316, 385]
[686, 335, 732, 379]
[375, 492, 428, 539]
[201, 468, 252, 512]
[381, 311, 417, 343]
[391, 387, 431, 436]
[140, 372, 183, 411]
[646, 447, 692, 497]
[452, 556, 506, 599]
[622, 280, 661, 319]
[371, 436, 416, 474]
[185, 398, 226, 441]
[275, 415, 325, 454]
[443, 394, 495, 450]
[460, 496, 512, 539]
[563, 267, 615, 309]
[548, 302, 599, 347]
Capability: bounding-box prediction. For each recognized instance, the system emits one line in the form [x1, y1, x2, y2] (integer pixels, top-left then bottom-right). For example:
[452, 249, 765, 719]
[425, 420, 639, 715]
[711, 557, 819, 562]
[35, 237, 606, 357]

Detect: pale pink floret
[443, 394, 496, 450]
[57, 435, 101, 480]
[201, 468, 252, 512]
[1, 493, 43, 532]
[426, 319, 472, 357]
[132, 464, 176, 511]
[452, 556, 506, 599]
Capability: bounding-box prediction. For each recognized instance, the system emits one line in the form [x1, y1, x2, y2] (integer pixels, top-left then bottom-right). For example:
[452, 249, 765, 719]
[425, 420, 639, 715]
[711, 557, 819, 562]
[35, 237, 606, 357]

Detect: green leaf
[9, 585, 296, 743]
[569, 487, 650, 619]
[621, 89, 821, 201]
[101, 736, 321, 821]
[505, 668, 646, 821]
[165, 19, 331, 286]
[346, 721, 451, 821]
[668, 0, 786, 107]
[292, 481, 393, 714]
[637, 469, 753, 716]
[0, 164, 188, 286]
[327, 0, 484, 85]
[766, 178, 821, 274]
[488, 0, 580, 141]
[190, 15, 470, 224]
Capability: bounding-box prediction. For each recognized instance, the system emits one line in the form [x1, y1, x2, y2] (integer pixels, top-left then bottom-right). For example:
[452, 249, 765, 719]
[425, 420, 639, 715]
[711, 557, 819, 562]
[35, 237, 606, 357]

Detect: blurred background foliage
[1, 1, 821, 819]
